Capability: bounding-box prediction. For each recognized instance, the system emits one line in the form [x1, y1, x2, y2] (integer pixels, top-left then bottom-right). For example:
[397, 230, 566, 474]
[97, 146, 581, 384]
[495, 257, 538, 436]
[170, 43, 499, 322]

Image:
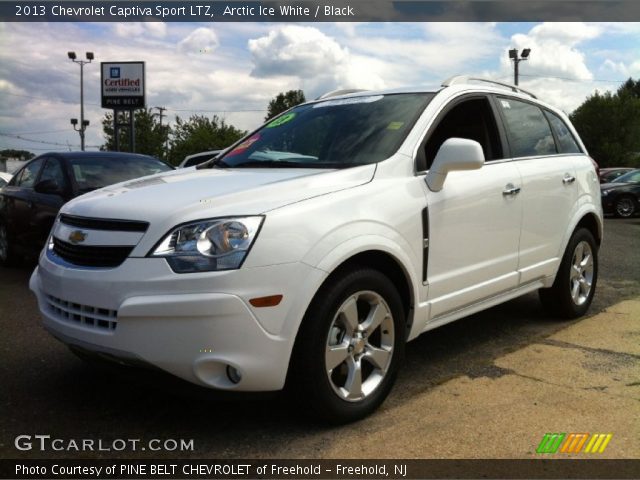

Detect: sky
[0, 21, 639, 157]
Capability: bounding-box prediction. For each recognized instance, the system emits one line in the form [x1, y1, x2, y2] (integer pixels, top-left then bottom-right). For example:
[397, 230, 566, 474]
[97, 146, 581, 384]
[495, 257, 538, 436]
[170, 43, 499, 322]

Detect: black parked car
[599, 167, 634, 183]
[600, 168, 640, 218]
[0, 151, 173, 266]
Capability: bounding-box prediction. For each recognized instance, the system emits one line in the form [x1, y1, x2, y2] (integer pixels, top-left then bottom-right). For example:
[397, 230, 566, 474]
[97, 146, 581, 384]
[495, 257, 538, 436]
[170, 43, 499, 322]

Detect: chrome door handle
[502, 184, 521, 196]
[563, 174, 576, 184]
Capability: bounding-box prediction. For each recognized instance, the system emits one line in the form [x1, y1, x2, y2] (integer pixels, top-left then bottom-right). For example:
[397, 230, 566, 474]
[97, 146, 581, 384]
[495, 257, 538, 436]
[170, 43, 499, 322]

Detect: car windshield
[213, 93, 434, 169]
[69, 156, 172, 192]
[612, 169, 640, 183]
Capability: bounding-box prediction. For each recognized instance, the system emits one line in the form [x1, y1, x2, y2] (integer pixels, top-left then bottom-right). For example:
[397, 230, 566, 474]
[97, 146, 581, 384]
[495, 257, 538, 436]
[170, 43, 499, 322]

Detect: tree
[101, 109, 170, 160]
[168, 115, 246, 166]
[265, 90, 306, 121]
[570, 78, 640, 168]
[0, 149, 35, 161]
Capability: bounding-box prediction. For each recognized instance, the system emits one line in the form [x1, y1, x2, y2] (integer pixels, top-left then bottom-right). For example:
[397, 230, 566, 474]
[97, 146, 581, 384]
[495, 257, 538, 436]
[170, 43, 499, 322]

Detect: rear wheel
[614, 195, 636, 218]
[289, 268, 405, 424]
[539, 228, 598, 319]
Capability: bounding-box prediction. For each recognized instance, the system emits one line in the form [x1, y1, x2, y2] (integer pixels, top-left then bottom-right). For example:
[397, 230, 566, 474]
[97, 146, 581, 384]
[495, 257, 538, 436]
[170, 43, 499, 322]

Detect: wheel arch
[575, 211, 602, 247]
[323, 250, 415, 336]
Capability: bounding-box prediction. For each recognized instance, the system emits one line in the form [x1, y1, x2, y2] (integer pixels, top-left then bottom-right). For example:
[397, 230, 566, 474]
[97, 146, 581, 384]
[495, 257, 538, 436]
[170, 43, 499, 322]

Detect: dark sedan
[599, 167, 634, 183]
[0, 151, 173, 265]
[600, 168, 640, 218]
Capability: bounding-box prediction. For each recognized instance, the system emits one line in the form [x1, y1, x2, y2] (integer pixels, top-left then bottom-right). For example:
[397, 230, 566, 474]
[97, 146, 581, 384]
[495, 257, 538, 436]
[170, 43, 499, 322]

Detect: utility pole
[508, 48, 531, 86]
[68, 51, 94, 151]
[153, 106, 168, 159]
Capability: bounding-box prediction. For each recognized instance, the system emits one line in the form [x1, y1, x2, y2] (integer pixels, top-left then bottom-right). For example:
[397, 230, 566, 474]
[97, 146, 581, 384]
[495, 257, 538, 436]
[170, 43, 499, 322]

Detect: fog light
[226, 365, 242, 384]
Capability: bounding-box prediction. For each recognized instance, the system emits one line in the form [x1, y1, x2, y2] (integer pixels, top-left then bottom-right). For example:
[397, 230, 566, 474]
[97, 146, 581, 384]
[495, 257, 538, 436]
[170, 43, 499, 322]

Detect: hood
[61, 164, 376, 226]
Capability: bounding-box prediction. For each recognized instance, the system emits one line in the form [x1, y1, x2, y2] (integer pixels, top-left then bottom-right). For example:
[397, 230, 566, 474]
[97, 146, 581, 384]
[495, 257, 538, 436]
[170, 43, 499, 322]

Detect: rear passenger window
[545, 111, 582, 154]
[497, 98, 557, 158]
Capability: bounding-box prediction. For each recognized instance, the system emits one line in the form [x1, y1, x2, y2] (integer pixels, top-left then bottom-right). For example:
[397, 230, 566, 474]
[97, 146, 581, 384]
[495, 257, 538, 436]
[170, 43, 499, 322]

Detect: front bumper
[30, 254, 326, 391]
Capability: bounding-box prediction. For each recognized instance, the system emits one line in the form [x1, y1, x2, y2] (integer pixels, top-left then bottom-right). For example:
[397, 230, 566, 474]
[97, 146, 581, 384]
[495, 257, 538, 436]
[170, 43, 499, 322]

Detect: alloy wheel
[615, 198, 635, 217]
[325, 290, 395, 402]
[569, 240, 594, 306]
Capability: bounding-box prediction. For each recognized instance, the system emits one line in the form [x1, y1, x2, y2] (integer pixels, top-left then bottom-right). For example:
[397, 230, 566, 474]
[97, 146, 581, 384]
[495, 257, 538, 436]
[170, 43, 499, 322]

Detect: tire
[289, 268, 406, 424]
[0, 221, 20, 267]
[539, 228, 598, 319]
[614, 195, 636, 218]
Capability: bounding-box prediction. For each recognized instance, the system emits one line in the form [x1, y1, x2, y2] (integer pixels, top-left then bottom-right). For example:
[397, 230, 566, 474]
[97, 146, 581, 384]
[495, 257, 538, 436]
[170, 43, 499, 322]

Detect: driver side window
[39, 158, 68, 191]
[421, 97, 503, 171]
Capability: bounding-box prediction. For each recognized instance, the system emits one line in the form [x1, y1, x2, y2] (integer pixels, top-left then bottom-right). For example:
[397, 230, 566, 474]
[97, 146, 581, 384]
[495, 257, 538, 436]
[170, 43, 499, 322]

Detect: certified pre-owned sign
[101, 61, 145, 108]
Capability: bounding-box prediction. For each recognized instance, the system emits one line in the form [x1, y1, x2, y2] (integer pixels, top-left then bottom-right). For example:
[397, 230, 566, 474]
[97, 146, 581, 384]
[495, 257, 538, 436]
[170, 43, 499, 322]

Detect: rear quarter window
[545, 110, 582, 154]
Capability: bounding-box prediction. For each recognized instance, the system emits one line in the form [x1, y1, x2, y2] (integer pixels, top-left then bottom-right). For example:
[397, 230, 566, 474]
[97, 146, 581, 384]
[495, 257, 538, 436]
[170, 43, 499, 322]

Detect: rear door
[494, 96, 579, 284]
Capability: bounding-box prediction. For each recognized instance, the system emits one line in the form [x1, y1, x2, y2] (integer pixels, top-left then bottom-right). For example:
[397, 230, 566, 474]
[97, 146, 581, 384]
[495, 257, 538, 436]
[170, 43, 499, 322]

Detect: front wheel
[539, 228, 598, 319]
[289, 268, 405, 424]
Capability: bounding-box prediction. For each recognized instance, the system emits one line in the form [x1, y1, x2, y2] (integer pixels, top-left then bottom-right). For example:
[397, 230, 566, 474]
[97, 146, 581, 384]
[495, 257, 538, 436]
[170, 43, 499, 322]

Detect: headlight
[150, 216, 264, 273]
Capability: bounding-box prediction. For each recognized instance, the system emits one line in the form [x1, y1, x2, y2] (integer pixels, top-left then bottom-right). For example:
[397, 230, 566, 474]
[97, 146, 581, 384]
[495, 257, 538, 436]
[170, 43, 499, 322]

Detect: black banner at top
[3, 1, 640, 22]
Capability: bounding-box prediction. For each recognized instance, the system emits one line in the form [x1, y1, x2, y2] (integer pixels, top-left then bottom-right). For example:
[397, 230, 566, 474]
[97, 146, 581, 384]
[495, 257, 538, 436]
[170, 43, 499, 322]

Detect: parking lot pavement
[307, 299, 640, 459]
[0, 218, 638, 459]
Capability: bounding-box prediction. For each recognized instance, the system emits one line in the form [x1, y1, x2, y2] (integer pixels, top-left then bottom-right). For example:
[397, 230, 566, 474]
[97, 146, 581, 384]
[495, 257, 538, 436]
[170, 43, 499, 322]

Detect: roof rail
[442, 75, 537, 99]
[315, 88, 368, 100]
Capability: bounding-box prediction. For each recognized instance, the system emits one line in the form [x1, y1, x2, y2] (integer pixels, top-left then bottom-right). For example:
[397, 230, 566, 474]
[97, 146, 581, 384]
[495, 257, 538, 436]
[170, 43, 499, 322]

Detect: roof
[311, 76, 545, 106]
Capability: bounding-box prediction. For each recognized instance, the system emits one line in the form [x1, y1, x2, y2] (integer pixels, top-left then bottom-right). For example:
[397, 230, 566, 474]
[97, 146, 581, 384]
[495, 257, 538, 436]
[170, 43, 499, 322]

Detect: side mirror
[425, 138, 485, 192]
[34, 179, 62, 195]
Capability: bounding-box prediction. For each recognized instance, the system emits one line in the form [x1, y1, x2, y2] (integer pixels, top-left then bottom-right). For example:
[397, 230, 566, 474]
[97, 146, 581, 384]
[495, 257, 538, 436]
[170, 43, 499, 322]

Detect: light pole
[68, 51, 94, 151]
[508, 48, 530, 86]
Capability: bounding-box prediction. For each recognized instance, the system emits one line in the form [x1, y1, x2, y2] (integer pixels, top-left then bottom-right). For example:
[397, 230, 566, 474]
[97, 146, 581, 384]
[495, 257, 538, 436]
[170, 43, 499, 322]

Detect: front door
[420, 95, 523, 319]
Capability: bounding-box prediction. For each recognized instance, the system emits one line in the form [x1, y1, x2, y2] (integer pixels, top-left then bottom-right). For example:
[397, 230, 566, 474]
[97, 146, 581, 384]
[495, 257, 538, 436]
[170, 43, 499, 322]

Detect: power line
[165, 107, 267, 113]
[0, 91, 101, 106]
[6, 129, 69, 135]
[0, 132, 100, 148]
[0, 91, 268, 114]
[499, 74, 629, 83]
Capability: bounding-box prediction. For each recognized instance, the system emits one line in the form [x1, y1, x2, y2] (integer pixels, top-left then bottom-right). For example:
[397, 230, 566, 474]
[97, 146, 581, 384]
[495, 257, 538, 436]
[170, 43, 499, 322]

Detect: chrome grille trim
[46, 295, 117, 331]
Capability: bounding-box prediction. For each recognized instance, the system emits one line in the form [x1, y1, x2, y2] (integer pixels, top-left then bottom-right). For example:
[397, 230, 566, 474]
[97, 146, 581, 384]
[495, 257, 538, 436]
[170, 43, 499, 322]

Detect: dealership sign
[101, 61, 145, 108]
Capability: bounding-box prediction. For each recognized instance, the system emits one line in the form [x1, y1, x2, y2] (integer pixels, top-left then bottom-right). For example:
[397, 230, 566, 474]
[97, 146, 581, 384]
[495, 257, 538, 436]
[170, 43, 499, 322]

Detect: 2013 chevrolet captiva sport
[30, 76, 603, 422]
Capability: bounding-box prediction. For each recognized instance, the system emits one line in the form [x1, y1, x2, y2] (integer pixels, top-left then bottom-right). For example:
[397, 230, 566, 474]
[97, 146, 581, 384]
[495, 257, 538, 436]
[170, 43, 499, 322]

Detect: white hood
[61, 164, 375, 234]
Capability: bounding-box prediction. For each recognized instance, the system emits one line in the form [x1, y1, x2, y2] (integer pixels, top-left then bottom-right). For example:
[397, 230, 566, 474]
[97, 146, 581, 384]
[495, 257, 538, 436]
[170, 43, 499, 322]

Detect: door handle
[502, 184, 521, 196]
[563, 174, 576, 184]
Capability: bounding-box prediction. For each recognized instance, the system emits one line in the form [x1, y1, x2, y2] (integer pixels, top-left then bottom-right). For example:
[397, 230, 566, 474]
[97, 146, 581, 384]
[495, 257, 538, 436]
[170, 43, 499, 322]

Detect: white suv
[30, 76, 602, 422]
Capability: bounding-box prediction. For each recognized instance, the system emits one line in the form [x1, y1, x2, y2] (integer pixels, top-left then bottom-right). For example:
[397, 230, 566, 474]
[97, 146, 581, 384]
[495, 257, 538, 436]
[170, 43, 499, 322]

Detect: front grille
[47, 295, 117, 331]
[59, 214, 148, 232]
[52, 238, 133, 268]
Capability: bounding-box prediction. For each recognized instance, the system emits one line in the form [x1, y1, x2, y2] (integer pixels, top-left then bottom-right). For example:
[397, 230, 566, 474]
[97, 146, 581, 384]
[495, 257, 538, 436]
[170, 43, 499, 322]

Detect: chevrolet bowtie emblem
[68, 230, 87, 244]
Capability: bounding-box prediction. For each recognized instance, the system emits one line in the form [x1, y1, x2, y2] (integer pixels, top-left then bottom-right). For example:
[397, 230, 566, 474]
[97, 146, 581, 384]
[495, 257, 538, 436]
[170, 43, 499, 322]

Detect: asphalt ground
[0, 218, 638, 460]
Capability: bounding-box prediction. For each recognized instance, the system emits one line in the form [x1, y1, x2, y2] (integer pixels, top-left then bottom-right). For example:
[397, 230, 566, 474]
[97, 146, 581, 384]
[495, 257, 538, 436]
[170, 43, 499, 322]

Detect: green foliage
[570, 78, 640, 168]
[265, 90, 306, 121]
[0, 149, 35, 161]
[168, 115, 246, 166]
[101, 109, 170, 160]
